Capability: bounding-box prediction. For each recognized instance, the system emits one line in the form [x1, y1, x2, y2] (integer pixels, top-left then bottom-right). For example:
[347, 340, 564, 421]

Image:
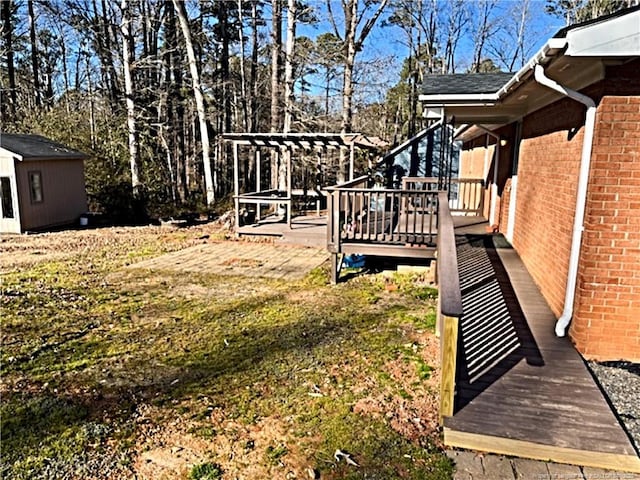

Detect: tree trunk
[172, 0, 215, 205]
[270, 0, 282, 191]
[219, 2, 232, 134]
[121, 0, 141, 199]
[270, 0, 282, 132]
[1, 0, 17, 122]
[27, 0, 41, 107]
[237, 0, 248, 131]
[340, 0, 388, 134]
[283, 0, 296, 132]
[100, 0, 120, 103]
[249, 0, 259, 132]
[341, 0, 358, 135]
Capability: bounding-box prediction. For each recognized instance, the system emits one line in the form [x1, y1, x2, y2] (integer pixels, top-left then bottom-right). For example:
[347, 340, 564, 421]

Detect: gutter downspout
[533, 64, 597, 337]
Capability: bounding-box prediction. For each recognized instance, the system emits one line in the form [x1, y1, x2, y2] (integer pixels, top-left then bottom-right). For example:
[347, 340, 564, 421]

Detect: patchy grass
[1, 224, 451, 479]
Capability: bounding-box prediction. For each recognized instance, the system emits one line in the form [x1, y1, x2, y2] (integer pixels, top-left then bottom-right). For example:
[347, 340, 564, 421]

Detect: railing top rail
[325, 175, 369, 192]
[330, 187, 444, 195]
[437, 191, 463, 318]
[403, 176, 439, 183]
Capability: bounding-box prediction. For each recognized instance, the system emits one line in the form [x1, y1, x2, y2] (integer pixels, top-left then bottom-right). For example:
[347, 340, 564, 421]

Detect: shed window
[29, 171, 43, 203]
[1, 177, 14, 218]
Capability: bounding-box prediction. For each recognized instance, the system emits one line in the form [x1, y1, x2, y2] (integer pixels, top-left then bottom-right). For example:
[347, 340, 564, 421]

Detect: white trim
[506, 175, 517, 243]
[418, 93, 499, 103]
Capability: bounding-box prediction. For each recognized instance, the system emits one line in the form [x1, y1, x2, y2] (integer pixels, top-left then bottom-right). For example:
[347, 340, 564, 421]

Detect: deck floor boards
[444, 230, 640, 471]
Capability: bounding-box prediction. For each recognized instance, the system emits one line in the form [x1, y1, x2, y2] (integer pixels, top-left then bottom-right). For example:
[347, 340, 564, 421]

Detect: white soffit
[565, 10, 640, 56]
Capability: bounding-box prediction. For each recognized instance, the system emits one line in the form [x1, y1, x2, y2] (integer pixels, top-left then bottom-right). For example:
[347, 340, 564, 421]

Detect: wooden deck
[236, 214, 327, 248]
[236, 213, 485, 249]
[446, 229, 640, 472]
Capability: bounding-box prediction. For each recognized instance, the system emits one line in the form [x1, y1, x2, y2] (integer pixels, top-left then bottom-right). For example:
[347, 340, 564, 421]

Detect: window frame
[1, 176, 15, 219]
[28, 170, 44, 204]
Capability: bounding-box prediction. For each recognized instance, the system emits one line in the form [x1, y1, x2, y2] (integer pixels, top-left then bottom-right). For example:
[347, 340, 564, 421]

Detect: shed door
[0, 176, 21, 233]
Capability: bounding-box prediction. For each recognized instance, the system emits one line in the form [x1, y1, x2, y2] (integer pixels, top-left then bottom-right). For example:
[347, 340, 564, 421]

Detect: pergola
[222, 132, 387, 228]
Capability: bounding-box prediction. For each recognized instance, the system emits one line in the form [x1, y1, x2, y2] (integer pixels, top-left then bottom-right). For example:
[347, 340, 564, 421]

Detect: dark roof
[0, 133, 86, 160]
[420, 72, 514, 95]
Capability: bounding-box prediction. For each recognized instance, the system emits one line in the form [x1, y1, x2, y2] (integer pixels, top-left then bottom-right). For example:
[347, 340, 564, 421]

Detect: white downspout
[533, 64, 597, 337]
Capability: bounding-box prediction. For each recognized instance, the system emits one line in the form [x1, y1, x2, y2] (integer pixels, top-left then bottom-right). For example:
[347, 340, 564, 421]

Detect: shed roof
[421, 72, 514, 96]
[0, 133, 87, 160]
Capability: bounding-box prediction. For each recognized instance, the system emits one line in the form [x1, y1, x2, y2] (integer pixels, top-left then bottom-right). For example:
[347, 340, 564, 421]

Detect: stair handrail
[436, 191, 463, 424]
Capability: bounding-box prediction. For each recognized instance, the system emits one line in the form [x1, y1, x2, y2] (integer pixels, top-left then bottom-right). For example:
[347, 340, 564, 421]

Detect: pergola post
[286, 145, 292, 227]
[349, 142, 355, 181]
[255, 148, 261, 221]
[233, 142, 240, 230]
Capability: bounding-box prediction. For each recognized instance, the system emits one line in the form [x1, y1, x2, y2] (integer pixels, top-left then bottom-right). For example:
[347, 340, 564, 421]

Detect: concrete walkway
[447, 450, 640, 479]
[128, 241, 329, 280]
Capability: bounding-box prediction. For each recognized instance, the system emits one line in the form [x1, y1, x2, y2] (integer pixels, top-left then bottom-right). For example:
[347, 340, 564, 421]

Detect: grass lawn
[1, 223, 452, 479]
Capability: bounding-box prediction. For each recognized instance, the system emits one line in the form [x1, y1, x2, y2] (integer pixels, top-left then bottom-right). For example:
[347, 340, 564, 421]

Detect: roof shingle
[421, 72, 514, 95]
[0, 133, 86, 160]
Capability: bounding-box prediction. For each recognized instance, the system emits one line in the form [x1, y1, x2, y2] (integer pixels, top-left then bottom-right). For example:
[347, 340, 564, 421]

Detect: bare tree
[270, 0, 283, 132]
[470, 0, 498, 72]
[1, 0, 17, 122]
[283, 0, 297, 132]
[237, 0, 249, 131]
[27, 0, 41, 107]
[442, 0, 469, 74]
[488, 0, 540, 71]
[327, 0, 389, 134]
[120, 0, 141, 198]
[172, 0, 215, 205]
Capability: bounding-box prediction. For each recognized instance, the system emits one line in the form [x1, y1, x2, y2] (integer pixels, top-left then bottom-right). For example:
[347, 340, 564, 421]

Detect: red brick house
[420, 7, 640, 361]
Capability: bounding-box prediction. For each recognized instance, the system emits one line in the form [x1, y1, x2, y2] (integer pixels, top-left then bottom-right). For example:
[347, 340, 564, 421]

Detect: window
[1, 177, 14, 218]
[29, 171, 43, 204]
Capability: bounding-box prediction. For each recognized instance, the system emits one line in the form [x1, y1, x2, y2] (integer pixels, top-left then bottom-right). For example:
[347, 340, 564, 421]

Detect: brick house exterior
[421, 8, 640, 361]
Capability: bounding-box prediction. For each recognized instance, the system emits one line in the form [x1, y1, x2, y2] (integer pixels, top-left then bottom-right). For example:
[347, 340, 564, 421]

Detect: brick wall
[512, 98, 585, 318]
[571, 94, 640, 361]
[458, 60, 640, 361]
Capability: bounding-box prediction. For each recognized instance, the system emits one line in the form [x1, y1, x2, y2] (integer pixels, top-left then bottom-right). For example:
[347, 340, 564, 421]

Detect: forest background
[0, 0, 632, 220]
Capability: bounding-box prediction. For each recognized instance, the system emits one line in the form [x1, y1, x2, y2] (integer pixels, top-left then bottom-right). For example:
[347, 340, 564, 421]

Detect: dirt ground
[1, 221, 450, 480]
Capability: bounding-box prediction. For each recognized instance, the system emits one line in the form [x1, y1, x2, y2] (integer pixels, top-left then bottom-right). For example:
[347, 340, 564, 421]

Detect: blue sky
[297, 0, 567, 84]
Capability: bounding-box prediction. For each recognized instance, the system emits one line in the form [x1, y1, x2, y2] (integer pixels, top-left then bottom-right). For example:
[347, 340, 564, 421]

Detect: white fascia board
[0, 146, 22, 161]
[496, 38, 568, 98]
[565, 10, 640, 56]
[418, 93, 499, 104]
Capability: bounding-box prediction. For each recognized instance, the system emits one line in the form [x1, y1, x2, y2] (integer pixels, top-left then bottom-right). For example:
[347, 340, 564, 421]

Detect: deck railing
[327, 178, 438, 246]
[403, 177, 485, 216]
[435, 191, 464, 424]
[326, 176, 441, 283]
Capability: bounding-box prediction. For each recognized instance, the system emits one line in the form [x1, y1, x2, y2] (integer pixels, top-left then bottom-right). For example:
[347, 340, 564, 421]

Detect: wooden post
[255, 148, 261, 221]
[349, 143, 355, 181]
[439, 314, 459, 424]
[287, 146, 292, 227]
[331, 253, 339, 284]
[436, 192, 463, 425]
[233, 142, 240, 231]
